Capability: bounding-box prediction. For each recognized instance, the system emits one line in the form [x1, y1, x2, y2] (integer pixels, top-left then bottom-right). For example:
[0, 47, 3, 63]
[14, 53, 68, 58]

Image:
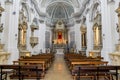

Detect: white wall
[100, 0, 117, 61]
[74, 23, 81, 53]
[86, 14, 94, 56]
[68, 26, 75, 48]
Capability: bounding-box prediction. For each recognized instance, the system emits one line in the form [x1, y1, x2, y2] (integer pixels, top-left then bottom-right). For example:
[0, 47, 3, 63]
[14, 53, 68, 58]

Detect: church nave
[1, 0, 120, 80]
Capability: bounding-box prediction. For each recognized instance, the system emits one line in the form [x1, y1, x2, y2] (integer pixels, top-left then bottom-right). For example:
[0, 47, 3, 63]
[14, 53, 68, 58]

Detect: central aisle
[42, 54, 73, 80]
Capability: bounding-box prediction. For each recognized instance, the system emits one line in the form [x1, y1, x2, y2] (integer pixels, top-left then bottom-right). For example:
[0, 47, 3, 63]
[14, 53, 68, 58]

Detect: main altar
[52, 20, 68, 51]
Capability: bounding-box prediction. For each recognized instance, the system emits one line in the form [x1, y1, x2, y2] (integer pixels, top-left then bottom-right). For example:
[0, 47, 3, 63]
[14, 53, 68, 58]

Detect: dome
[46, 2, 74, 26]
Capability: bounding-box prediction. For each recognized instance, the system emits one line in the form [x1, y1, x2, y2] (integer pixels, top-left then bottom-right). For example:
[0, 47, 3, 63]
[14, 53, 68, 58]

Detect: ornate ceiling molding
[90, 0, 101, 21]
[72, 0, 89, 19]
[41, 0, 80, 8]
[107, 0, 115, 3]
[31, 0, 46, 18]
[46, 1, 74, 26]
[46, 2, 74, 18]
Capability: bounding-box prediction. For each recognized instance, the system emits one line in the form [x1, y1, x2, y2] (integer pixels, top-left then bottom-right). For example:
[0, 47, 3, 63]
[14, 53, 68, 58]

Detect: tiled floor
[41, 54, 73, 80]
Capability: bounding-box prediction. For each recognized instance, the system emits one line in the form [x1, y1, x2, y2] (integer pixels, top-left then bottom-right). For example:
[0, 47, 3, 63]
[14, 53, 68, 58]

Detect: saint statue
[116, 2, 120, 41]
[116, 23, 120, 40]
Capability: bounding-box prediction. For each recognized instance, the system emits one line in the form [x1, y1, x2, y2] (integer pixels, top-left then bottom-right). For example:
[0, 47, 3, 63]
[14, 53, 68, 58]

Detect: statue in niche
[116, 2, 120, 42]
[116, 23, 120, 41]
[19, 23, 27, 47]
[93, 23, 102, 50]
[80, 24, 87, 50]
[18, 9, 27, 50]
[0, 4, 4, 32]
[93, 25, 98, 45]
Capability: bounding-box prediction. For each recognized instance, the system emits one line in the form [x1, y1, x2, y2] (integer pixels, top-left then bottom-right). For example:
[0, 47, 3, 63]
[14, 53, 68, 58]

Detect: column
[3, 0, 20, 63]
[101, 0, 114, 61]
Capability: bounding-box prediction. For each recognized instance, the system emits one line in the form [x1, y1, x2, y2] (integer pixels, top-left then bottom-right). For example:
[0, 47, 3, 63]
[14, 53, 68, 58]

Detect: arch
[90, 0, 101, 21]
[19, 1, 31, 22]
[31, 0, 46, 17]
[46, 1, 74, 15]
[41, 0, 80, 8]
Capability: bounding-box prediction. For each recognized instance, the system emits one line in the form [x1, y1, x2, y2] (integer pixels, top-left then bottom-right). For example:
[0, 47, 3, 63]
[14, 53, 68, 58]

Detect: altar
[52, 20, 68, 49]
[56, 49, 64, 54]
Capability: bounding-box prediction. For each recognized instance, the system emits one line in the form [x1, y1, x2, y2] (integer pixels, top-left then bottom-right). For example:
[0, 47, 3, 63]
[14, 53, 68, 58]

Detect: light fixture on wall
[116, 2, 120, 42]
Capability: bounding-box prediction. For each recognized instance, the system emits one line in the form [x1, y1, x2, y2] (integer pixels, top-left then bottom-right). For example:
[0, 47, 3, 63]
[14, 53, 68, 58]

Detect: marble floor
[41, 54, 73, 80]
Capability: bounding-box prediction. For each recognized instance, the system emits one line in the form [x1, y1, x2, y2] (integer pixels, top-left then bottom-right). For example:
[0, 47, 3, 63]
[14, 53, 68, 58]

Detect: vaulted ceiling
[40, 0, 83, 26]
[46, 2, 74, 19]
[46, 2, 74, 25]
[40, 0, 82, 8]
[21, 0, 88, 26]
[28, 0, 89, 26]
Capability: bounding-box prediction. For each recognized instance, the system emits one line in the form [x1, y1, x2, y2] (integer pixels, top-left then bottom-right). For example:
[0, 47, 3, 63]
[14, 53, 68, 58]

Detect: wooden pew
[64, 53, 110, 80]
[13, 53, 54, 77]
[30, 53, 54, 64]
[65, 56, 108, 70]
[72, 65, 120, 80]
[64, 53, 106, 68]
[18, 58, 50, 68]
[21, 57, 52, 67]
[70, 61, 108, 71]
[13, 60, 47, 76]
[0, 65, 42, 80]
